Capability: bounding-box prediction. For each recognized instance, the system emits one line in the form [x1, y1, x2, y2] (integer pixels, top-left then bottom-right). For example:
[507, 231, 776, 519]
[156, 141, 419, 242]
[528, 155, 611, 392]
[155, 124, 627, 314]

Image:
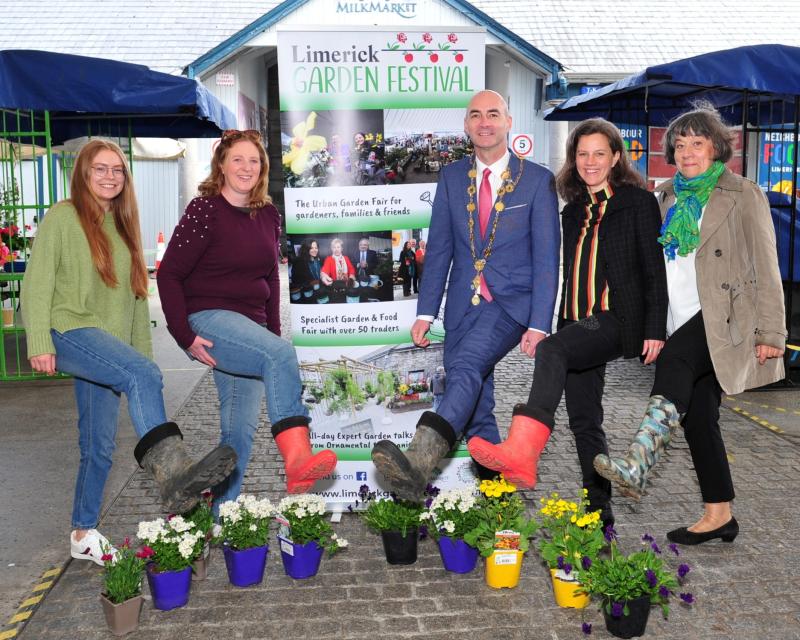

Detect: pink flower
[136, 546, 155, 559]
[123, 537, 131, 548]
[422, 32, 433, 43]
[397, 32, 407, 43]
[448, 33, 458, 43]
[101, 553, 114, 562]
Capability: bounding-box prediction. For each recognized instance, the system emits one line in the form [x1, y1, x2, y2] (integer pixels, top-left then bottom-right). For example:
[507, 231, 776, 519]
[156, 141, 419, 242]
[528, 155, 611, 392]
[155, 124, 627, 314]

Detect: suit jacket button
[715, 249, 722, 257]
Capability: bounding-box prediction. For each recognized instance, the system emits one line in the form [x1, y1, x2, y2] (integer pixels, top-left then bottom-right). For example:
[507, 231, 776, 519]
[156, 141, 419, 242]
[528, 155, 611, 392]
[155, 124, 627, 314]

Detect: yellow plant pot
[485, 550, 523, 589]
[550, 568, 589, 608]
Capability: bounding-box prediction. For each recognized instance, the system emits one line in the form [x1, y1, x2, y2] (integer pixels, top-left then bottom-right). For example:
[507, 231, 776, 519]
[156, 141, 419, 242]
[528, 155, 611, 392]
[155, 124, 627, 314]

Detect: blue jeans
[187, 310, 307, 510]
[51, 328, 167, 529]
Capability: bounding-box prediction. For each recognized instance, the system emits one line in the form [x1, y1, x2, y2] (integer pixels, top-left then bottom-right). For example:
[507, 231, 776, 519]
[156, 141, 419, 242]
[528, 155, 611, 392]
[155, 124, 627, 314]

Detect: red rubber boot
[272, 418, 338, 494]
[467, 405, 551, 489]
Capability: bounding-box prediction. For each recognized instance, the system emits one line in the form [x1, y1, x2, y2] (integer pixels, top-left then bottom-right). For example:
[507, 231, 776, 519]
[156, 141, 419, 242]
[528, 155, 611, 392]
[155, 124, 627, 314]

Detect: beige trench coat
[655, 170, 786, 395]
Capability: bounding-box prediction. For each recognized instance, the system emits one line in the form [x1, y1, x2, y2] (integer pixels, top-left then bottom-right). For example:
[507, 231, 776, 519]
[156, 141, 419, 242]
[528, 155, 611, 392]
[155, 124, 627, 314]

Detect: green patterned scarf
[658, 160, 725, 260]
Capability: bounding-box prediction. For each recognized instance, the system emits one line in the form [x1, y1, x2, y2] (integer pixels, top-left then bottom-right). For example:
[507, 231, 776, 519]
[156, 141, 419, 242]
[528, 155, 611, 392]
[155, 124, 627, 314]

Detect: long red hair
[68, 139, 148, 299]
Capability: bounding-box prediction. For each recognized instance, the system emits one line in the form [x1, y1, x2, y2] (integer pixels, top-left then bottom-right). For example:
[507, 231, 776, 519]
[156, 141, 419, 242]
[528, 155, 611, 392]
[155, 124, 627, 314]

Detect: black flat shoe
[666, 517, 739, 545]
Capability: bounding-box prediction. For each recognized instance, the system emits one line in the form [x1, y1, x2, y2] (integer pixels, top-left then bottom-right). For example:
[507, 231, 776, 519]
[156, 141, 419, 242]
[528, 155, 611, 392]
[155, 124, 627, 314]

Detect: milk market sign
[336, 2, 418, 19]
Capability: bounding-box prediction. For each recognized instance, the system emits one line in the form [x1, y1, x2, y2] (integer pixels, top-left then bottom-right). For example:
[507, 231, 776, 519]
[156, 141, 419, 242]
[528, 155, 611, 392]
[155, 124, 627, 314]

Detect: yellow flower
[282, 112, 328, 174]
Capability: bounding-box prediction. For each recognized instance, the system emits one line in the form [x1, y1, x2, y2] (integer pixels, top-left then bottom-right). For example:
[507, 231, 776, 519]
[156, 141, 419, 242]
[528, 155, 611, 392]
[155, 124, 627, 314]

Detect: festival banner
[278, 27, 485, 505]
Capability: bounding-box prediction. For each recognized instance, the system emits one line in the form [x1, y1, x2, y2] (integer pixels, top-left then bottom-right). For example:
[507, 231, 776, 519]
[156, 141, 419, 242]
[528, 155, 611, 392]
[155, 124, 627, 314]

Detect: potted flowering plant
[218, 494, 274, 587]
[463, 476, 538, 589]
[184, 491, 214, 580]
[136, 515, 205, 611]
[275, 494, 348, 579]
[99, 538, 149, 636]
[578, 530, 692, 639]
[536, 489, 606, 608]
[359, 486, 423, 565]
[420, 485, 482, 573]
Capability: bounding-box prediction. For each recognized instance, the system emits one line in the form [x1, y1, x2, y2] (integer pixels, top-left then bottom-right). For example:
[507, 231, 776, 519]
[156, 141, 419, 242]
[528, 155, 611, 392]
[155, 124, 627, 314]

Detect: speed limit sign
[511, 133, 533, 157]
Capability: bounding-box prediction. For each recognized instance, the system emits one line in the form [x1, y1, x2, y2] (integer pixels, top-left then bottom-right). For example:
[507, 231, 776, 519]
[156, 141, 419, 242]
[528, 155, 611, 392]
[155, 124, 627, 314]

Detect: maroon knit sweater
[157, 194, 282, 349]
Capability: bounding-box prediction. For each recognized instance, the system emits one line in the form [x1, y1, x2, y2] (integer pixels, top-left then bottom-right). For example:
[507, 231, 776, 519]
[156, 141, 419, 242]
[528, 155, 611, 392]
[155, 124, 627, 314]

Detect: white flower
[178, 536, 196, 559]
[443, 520, 456, 533]
[332, 533, 348, 548]
[168, 515, 191, 533]
[295, 507, 307, 519]
[249, 524, 257, 532]
[137, 518, 166, 543]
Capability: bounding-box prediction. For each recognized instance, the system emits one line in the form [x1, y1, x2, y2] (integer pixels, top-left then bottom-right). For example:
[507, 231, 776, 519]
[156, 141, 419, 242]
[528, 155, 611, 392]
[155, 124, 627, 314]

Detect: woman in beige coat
[594, 105, 786, 545]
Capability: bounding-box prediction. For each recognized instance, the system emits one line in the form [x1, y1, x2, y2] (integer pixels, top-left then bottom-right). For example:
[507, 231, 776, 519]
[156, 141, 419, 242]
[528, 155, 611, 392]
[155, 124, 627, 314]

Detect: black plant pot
[603, 595, 651, 639]
[380, 528, 418, 565]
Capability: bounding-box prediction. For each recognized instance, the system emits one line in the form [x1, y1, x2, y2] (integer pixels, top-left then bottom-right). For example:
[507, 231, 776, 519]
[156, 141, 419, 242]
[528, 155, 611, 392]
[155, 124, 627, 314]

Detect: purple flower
[424, 497, 433, 508]
[645, 569, 657, 587]
[659, 586, 671, 598]
[418, 525, 429, 540]
[347, 504, 354, 513]
[425, 483, 440, 497]
[650, 542, 661, 554]
[679, 592, 695, 604]
[677, 563, 690, 579]
[604, 525, 618, 542]
[563, 563, 573, 575]
[581, 556, 592, 570]
[642, 533, 654, 543]
[610, 601, 624, 617]
[668, 543, 680, 556]
[581, 622, 592, 635]
[557, 555, 565, 570]
[358, 484, 370, 499]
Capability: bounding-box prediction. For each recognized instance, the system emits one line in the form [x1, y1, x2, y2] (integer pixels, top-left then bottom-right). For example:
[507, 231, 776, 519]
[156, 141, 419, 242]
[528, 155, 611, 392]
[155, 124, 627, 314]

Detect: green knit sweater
[21, 201, 153, 359]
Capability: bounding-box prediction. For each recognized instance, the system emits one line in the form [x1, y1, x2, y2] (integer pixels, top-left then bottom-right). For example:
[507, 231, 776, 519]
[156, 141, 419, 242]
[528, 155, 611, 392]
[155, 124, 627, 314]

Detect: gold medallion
[471, 294, 480, 306]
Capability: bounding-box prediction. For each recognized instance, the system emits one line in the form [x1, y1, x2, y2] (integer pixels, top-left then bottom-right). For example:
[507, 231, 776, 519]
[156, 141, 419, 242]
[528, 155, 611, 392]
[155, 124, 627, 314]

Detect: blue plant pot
[146, 564, 191, 611]
[2, 260, 25, 273]
[437, 536, 479, 574]
[279, 538, 324, 579]
[222, 543, 269, 587]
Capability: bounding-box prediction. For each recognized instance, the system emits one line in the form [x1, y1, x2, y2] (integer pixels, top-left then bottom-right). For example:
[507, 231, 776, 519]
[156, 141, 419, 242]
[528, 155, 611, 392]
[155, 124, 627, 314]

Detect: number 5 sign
[511, 133, 534, 157]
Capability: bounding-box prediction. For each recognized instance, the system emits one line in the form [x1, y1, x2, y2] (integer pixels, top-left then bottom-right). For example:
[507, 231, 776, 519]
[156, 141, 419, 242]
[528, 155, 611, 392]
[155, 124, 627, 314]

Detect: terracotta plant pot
[100, 593, 143, 636]
[603, 595, 652, 639]
[191, 544, 211, 581]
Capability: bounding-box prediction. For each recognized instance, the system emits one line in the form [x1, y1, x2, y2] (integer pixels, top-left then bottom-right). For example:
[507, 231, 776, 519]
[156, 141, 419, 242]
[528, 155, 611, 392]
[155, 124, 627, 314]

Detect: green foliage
[102, 540, 146, 604]
[579, 539, 681, 618]
[277, 494, 347, 555]
[536, 490, 606, 573]
[462, 477, 538, 558]
[322, 367, 365, 415]
[217, 495, 274, 551]
[184, 491, 214, 539]
[361, 496, 423, 537]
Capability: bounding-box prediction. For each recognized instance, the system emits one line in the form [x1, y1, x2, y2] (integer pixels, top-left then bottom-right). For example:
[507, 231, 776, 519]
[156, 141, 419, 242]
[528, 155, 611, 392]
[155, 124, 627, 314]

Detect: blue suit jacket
[418, 153, 560, 333]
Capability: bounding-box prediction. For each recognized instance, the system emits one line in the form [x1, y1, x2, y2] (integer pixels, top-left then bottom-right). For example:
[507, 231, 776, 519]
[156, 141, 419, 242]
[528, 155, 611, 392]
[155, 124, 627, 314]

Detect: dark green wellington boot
[371, 411, 455, 501]
[593, 395, 681, 500]
[135, 422, 238, 513]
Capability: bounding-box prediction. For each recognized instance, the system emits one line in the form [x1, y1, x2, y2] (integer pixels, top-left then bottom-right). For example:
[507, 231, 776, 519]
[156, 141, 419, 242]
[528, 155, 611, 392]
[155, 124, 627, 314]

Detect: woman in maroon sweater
[158, 130, 337, 505]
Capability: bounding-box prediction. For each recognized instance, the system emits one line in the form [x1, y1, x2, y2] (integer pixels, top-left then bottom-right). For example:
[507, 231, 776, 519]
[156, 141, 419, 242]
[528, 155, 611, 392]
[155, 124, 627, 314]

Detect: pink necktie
[477, 167, 493, 301]
[479, 168, 492, 238]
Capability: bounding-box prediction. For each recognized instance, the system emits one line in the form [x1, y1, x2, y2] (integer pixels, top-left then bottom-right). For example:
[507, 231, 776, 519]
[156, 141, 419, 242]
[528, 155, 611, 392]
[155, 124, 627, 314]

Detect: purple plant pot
[279, 538, 324, 579]
[146, 564, 191, 611]
[222, 543, 269, 587]
[437, 536, 479, 574]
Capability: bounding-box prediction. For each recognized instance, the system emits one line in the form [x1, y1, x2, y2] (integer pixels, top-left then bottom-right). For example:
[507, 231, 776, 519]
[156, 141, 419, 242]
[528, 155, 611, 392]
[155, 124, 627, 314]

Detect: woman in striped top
[468, 119, 667, 527]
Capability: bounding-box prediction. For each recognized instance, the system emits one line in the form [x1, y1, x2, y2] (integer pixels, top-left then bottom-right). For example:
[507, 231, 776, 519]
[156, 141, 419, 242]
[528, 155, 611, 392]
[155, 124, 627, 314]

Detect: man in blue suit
[371, 90, 560, 499]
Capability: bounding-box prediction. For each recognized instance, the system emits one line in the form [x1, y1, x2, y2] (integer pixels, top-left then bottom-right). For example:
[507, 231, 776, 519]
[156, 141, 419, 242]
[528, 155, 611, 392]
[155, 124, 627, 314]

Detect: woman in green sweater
[21, 139, 237, 566]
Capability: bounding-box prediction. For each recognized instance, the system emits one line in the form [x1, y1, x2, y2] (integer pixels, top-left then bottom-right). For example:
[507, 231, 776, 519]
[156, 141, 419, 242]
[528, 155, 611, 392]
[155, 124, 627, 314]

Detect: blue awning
[0, 49, 236, 142]
[545, 44, 800, 125]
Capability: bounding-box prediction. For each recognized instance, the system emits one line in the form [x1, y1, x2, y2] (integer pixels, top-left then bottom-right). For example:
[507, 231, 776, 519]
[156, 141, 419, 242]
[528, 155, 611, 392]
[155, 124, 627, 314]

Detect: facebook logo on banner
[356, 471, 367, 481]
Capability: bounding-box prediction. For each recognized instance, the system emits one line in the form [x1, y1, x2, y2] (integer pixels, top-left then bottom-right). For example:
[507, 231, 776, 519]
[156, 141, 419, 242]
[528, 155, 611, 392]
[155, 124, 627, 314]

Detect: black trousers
[527, 312, 623, 517]
[652, 312, 734, 503]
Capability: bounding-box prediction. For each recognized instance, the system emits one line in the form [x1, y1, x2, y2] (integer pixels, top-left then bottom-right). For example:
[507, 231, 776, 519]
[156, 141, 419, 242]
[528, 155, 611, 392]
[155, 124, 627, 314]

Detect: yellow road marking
[730, 406, 786, 434]
[18, 597, 42, 609]
[0, 629, 18, 639]
[31, 581, 53, 593]
[6, 613, 29, 625]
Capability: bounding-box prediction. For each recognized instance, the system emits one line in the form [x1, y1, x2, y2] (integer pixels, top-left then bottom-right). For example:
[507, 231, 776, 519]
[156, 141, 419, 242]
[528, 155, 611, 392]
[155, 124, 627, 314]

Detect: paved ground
[6, 266, 800, 639]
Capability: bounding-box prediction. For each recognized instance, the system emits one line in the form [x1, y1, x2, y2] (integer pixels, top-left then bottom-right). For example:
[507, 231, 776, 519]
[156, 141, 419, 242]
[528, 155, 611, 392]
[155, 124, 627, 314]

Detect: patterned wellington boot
[371, 411, 456, 501]
[593, 395, 681, 500]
